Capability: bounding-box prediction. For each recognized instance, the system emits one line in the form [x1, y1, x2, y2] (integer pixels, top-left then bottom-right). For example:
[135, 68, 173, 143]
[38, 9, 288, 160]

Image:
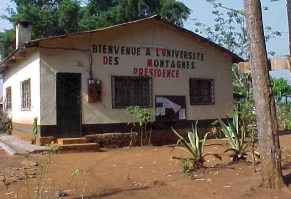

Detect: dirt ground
[2, 134, 291, 198]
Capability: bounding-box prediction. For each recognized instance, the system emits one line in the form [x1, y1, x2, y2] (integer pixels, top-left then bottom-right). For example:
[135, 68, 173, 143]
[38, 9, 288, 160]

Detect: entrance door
[56, 73, 81, 138]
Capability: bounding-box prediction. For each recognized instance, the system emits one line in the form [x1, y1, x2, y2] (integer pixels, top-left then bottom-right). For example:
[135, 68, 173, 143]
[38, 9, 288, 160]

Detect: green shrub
[276, 103, 291, 130]
[31, 117, 38, 144]
[125, 106, 156, 146]
[1, 115, 12, 135]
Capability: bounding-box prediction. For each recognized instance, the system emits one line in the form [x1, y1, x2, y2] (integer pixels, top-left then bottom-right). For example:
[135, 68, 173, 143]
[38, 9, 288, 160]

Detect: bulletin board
[155, 95, 186, 121]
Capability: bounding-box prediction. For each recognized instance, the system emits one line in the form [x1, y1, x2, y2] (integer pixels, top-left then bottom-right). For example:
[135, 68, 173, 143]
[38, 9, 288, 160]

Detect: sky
[180, 0, 289, 57]
[0, 0, 290, 78]
[179, 0, 290, 80]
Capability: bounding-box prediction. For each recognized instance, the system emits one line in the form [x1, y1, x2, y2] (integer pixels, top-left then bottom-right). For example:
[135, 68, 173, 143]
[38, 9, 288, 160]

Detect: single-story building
[0, 15, 243, 145]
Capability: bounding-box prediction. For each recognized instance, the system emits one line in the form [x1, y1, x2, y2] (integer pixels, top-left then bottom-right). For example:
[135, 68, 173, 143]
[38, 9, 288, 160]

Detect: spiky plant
[218, 110, 249, 162]
[172, 121, 220, 171]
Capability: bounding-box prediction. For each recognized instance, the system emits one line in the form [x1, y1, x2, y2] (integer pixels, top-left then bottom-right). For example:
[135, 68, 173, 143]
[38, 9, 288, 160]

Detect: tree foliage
[271, 77, 291, 103]
[193, 0, 282, 59]
[0, 29, 15, 59]
[194, 8, 248, 59]
[56, 0, 81, 34]
[0, 0, 190, 59]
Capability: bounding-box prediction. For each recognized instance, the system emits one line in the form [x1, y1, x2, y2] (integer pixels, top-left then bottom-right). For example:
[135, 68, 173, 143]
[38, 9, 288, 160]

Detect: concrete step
[57, 138, 86, 145]
[58, 143, 99, 152]
[0, 134, 50, 155]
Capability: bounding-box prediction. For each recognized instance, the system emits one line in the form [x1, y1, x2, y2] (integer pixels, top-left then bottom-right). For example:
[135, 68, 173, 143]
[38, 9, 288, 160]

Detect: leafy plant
[46, 141, 62, 154]
[34, 141, 63, 198]
[66, 167, 84, 195]
[179, 158, 195, 176]
[31, 117, 38, 144]
[271, 77, 291, 103]
[125, 106, 156, 146]
[172, 121, 220, 172]
[232, 64, 256, 130]
[195, 1, 282, 59]
[1, 115, 12, 135]
[125, 106, 136, 131]
[217, 111, 249, 162]
[276, 103, 291, 130]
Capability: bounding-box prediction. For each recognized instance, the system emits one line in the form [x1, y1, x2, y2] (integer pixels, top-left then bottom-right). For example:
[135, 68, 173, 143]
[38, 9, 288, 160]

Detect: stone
[21, 160, 38, 168]
[55, 190, 68, 197]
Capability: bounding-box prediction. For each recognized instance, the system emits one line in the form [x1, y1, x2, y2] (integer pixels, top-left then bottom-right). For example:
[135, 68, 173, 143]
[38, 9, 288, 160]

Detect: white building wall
[40, 49, 90, 125]
[87, 20, 234, 123]
[38, 19, 234, 125]
[3, 51, 41, 125]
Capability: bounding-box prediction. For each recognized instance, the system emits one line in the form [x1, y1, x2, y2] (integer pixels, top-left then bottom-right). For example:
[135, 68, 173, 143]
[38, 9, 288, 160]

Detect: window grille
[189, 78, 214, 105]
[21, 79, 31, 110]
[5, 87, 12, 110]
[112, 76, 152, 108]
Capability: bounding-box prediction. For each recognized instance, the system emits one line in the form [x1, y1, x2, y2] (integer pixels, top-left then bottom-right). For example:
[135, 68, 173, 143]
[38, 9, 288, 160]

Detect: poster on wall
[155, 96, 186, 121]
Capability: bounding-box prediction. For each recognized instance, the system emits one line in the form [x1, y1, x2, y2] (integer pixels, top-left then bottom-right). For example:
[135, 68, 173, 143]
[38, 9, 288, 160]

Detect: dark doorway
[56, 73, 81, 138]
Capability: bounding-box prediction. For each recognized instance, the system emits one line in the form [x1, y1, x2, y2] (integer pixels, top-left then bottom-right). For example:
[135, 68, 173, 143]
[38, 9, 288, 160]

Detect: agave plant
[172, 121, 219, 171]
[218, 110, 249, 162]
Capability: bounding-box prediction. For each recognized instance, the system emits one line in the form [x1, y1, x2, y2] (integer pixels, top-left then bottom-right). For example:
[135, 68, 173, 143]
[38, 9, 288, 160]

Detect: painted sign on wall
[92, 44, 205, 78]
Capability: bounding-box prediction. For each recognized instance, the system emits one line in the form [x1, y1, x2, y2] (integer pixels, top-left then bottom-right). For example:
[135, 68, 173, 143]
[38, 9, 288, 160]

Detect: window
[112, 76, 152, 108]
[21, 79, 31, 110]
[5, 87, 12, 110]
[189, 78, 214, 105]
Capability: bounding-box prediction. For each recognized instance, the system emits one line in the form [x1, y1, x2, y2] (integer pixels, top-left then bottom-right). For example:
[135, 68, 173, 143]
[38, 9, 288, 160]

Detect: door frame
[56, 72, 82, 138]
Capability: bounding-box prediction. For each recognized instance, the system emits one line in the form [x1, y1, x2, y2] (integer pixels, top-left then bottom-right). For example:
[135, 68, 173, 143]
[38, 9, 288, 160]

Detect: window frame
[189, 78, 214, 105]
[21, 78, 31, 111]
[112, 76, 152, 108]
[5, 86, 12, 111]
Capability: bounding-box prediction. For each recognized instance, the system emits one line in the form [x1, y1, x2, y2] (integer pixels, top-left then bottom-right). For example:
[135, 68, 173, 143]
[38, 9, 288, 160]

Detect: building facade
[0, 15, 243, 145]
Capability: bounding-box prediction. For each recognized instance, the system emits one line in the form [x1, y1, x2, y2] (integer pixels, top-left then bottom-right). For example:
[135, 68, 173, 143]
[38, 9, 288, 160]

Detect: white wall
[40, 49, 90, 125]
[3, 51, 40, 125]
[38, 19, 234, 125]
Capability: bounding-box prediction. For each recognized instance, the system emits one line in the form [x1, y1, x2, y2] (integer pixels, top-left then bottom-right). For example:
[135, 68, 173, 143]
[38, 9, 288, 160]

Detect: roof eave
[0, 47, 29, 73]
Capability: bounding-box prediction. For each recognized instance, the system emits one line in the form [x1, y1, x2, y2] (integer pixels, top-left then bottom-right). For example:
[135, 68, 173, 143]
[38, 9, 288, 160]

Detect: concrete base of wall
[11, 120, 218, 146]
[12, 130, 55, 146]
[12, 130, 34, 144]
[84, 128, 213, 147]
[36, 136, 55, 146]
[85, 132, 138, 147]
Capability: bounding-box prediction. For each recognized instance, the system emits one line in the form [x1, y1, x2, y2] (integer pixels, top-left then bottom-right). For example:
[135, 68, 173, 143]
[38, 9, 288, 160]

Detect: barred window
[112, 76, 152, 108]
[189, 78, 214, 105]
[21, 79, 31, 110]
[5, 87, 12, 110]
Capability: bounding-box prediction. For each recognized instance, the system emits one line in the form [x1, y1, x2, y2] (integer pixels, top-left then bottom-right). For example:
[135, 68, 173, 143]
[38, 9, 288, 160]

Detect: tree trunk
[287, 0, 291, 55]
[244, 0, 285, 188]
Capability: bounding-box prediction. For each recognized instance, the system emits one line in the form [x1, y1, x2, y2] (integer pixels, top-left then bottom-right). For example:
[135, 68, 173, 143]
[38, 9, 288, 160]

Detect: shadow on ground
[71, 186, 150, 199]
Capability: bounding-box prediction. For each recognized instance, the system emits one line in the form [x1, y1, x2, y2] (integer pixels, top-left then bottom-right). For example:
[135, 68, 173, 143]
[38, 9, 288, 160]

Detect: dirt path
[1, 135, 291, 198]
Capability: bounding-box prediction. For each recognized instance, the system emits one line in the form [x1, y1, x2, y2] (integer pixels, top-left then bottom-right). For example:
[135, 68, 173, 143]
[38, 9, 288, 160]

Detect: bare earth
[1, 134, 291, 199]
